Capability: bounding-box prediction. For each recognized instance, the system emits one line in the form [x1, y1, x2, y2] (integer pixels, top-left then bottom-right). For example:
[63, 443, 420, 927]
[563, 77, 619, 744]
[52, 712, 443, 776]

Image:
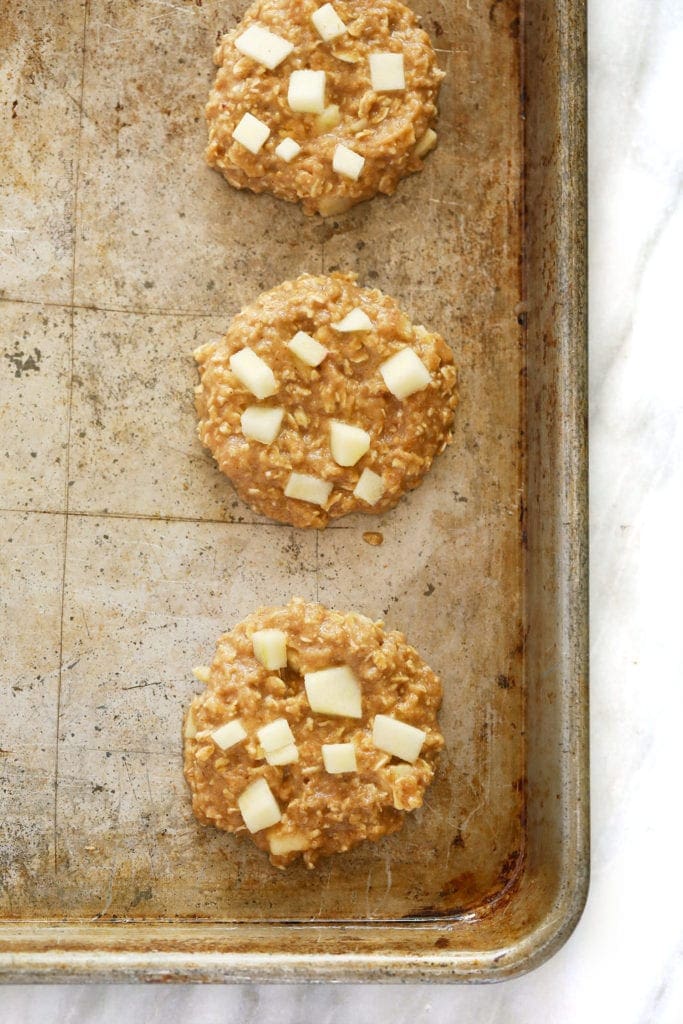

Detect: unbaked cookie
[206, 0, 444, 215]
[194, 272, 457, 528]
[183, 598, 444, 868]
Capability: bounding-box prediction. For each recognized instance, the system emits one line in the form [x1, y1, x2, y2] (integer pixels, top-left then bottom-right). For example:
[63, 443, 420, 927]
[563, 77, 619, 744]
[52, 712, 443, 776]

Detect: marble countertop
[3, 0, 682, 1019]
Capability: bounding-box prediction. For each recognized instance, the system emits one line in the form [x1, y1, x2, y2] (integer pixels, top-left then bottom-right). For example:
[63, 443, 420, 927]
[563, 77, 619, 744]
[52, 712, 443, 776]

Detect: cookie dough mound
[194, 272, 457, 528]
[206, 0, 445, 215]
[183, 599, 444, 868]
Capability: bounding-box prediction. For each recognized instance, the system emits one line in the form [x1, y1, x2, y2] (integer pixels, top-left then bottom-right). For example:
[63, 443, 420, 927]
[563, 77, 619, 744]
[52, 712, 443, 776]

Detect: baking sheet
[0, 0, 587, 978]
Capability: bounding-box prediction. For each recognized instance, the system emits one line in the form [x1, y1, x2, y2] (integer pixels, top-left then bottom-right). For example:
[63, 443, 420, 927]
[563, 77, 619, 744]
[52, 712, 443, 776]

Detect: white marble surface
[3, 0, 683, 1018]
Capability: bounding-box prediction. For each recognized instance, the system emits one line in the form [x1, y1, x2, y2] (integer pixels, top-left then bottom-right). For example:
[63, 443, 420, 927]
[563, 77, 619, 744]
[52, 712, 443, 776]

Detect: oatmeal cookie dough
[194, 272, 457, 528]
[206, 0, 445, 215]
[183, 598, 444, 868]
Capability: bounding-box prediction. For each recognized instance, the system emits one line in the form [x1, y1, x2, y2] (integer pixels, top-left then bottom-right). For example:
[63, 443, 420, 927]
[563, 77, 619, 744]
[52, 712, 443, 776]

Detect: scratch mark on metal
[80, 607, 92, 640]
[145, 0, 196, 15]
[52, 0, 90, 878]
[315, 531, 320, 602]
[364, 866, 373, 918]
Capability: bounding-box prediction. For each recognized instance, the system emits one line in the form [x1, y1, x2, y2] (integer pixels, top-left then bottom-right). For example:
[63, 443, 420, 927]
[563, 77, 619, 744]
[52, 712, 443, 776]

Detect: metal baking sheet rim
[0, 0, 588, 982]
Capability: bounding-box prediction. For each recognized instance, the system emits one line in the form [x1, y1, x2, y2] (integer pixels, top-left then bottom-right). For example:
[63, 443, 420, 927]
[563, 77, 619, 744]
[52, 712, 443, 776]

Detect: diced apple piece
[331, 306, 373, 332]
[372, 714, 426, 763]
[184, 706, 198, 740]
[241, 405, 284, 444]
[317, 195, 354, 216]
[265, 742, 299, 766]
[379, 347, 432, 399]
[332, 143, 365, 181]
[304, 666, 362, 718]
[230, 348, 278, 399]
[413, 127, 437, 159]
[330, 420, 371, 467]
[268, 829, 311, 855]
[353, 467, 385, 505]
[288, 69, 326, 114]
[275, 136, 301, 162]
[287, 330, 328, 367]
[322, 742, 357, 773]
[284, 472, 333, 507]
[252, 628, 288, 670]
[232, 112, 271, 155]
[311, 3, 347, 41]
[210, 718, 248, 751]
[257, 717, 295, 752]
[192, 665, 211, 683]
[369, 52, 406, 92]
[316, 104, 341, 132]
[235, 24, 294, 70]
[237, 777, 282, 833]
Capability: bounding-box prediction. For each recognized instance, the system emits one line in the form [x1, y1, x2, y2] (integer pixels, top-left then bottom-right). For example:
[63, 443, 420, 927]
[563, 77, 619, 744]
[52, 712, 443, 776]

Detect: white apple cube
[238, 777, 282, 833]
[332, 143, 365, 181]
[414, 127, 437, 159]
[241, 405, 284, 444]
[257, 717, 295, 752]
[230, 347, 278, 399]
[284, 472, 333, 507]
[372, 714, 426, 763]
[210, 718, 248, 751]
[330, 420, 371, 467]
[316, 103, 341, 131]
[311, 3, 347, 41]
[265, 742, 299, 766]
[268, 830, 310, 855]
[184, 706, 197, 739]
[353, 467, 385, 505]
[288, 69, 326, 114]
[287, 330, 328, 367]
[232, 112, 271, 155]
[322, 742, 357, 773]
[331, 306, 373, 332]
[369, 52, 406, 92]
[252, 628, 288, 669]
[235, 24, 294, 70]
[304, 666, 362, 718]
[379, 347, 432, 399]
[275, 136, 301, 162]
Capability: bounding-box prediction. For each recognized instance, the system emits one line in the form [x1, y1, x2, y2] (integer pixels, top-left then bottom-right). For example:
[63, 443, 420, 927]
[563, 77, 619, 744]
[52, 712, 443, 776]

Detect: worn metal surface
[0, 0, 587, 981]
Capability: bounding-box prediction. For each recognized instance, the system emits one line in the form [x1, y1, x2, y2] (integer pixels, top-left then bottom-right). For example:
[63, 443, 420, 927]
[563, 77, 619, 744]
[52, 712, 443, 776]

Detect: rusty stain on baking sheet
[0, 0, 588, 983]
